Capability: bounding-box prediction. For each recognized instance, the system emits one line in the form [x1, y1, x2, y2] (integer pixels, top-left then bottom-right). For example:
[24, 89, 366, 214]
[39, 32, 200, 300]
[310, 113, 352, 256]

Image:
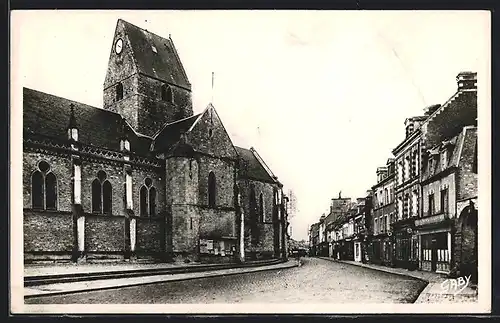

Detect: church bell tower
[103, 19, 194, 137]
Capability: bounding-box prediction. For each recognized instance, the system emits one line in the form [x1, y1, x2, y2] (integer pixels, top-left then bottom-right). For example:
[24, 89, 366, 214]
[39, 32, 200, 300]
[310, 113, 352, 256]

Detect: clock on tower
[115, 38, 123, 54]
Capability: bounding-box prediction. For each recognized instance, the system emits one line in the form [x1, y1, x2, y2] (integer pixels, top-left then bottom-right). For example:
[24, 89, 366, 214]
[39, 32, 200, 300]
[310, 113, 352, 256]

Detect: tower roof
[119, 19, 191, 89]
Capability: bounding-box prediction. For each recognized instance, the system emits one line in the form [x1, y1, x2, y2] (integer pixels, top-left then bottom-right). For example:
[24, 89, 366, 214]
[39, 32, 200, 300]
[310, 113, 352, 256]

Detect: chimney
[424, 104, 441, 116]
[456, 71, 477, 91]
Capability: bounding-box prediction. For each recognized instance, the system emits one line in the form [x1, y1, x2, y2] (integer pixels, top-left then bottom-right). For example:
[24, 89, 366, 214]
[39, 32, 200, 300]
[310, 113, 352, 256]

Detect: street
[26, 258, 427, 304]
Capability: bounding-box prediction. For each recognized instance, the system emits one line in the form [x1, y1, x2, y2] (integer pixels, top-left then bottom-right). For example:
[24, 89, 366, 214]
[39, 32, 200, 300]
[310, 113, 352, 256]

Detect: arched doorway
[459, 204, 478, 283]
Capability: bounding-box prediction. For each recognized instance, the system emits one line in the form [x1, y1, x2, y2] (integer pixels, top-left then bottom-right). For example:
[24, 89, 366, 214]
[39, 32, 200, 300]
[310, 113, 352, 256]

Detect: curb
[318, 257, 429, 282]
[25, 258, 285, 287]
[24, 260, 299, 299]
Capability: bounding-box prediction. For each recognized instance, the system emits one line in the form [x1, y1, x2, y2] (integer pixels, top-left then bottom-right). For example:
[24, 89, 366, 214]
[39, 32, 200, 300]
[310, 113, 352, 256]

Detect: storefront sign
[415, 213, 447, 227]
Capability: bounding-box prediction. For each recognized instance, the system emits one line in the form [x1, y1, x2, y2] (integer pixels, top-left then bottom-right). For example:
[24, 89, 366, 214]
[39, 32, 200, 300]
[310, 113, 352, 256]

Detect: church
[23, 19, 289, 264]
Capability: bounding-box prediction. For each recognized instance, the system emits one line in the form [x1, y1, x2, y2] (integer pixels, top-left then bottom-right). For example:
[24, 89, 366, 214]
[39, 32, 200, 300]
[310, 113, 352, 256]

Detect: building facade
[416, 72, 478, 278]
[370, 160, 396, 266]
[23, 19, 288, 264]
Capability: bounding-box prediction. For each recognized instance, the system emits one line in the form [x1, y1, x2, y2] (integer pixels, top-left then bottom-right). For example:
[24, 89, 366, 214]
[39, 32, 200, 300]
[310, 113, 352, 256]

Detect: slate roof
[421, 126, 477, 181]
[151, 114, 201, 152]
[23, 87, 153, 155]
[121, 19, 191, 89]
[235, 146, 276, 183]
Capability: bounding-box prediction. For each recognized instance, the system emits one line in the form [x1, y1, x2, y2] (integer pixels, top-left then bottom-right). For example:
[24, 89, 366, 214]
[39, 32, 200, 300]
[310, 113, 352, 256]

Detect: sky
[11, 10, 490, 241]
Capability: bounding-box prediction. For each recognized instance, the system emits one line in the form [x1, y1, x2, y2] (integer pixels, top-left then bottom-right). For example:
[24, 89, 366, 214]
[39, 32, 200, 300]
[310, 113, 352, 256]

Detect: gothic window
[161, 84, 173, 103]
[140, 186, 148, 216]
[103, 181, 112, 214]
[259, 193, 264, 222]
[139, 178, 156, 217]
[32, 171, 44, 209]
[45, 173, 57, 210]
[31, 161, 57, 210]
[149, 187, 156, 216]
[116, 82, 123, 101]
[92, 179, 102, 213]
[208, 171, 216, 208]
[92, 170, 112, 214]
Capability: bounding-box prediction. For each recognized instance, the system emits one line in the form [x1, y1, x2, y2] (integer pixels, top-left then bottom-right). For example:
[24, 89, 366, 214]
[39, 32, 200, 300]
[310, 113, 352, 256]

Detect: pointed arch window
[259, 193, 264, 223]
[31, 161, 57, 210]
[208, 171, 216, 208]
[139, 178, 156, 217]
[116, 82, 123, 101]
[92, 170, 112, 214]
[161, 84, 173, 103]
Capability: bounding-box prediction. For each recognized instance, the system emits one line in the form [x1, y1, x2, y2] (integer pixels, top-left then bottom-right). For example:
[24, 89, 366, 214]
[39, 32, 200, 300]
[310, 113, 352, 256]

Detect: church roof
[23, 87, 152, 155]
[235, 146, 277, 184]
[151, 114, 201, 152]
[120, 19, 191, 89]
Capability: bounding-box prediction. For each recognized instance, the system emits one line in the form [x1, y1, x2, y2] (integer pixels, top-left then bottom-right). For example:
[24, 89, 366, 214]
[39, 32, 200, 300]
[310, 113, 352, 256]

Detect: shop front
[381, 234, 393, 267]
[392, 219, 417, 270]
[371, 234, 392, 266]
[344, 239, 354, 261]
[415, 214, 453, 274]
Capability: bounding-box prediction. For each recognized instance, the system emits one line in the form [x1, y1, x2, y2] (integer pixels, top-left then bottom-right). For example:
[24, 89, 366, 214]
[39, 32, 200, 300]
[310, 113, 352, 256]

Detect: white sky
[12, 10, 489, 241]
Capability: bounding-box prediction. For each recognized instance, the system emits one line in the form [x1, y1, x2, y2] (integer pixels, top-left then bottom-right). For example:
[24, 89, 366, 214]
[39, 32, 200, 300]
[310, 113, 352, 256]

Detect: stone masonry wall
[187, 107, 238, 159]
[457, 128, 478, 201]
[171, 204, 200, 254]
[85, 214, 126, 252]
[238, 178, 279, 255]
[197, 155, 236, 208]
[24, 210, 74, 253]
[136, 217, 163, 254]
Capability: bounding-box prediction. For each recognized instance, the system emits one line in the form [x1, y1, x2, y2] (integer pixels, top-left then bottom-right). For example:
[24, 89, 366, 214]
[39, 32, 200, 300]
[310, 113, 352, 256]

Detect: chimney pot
[456, 71, 477, 91]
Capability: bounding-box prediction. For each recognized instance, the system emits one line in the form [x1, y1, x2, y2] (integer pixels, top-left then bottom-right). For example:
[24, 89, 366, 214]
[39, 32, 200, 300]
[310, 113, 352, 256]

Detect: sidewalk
[24, 259, 299, 298]
[25, 258, 281, 278]
[318, 257, 478, 304]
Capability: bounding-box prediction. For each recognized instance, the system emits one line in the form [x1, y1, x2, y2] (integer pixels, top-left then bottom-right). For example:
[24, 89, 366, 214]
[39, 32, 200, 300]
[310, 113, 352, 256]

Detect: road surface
[26, 257, 427, 304]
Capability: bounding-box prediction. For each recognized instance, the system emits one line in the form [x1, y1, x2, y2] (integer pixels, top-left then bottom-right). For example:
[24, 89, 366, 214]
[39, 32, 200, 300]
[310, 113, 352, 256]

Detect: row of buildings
[23, 19, 290, 264]
[309, 71, 478, 282]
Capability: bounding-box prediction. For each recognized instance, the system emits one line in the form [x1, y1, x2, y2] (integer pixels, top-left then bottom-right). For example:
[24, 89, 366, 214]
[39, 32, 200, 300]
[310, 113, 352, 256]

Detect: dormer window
[161, 84, 173, 103]
[68, 128, 78, 141]
[406, 124, 414, 137]
[120, 138, 130, 152]
[67, 103, 78, 142]
[441, 149, 448, 169]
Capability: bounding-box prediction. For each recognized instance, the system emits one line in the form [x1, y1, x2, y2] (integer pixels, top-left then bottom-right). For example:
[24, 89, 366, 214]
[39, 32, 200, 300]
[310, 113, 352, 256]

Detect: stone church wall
[85, 214, 127, 261]
[23, 209, 74, 263]
[197, 155, 236, 208]
[136, 216, 164, 256]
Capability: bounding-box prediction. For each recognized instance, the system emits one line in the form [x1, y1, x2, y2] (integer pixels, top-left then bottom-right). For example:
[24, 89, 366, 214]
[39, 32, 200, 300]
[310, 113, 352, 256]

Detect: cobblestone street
[26, 258, 427, 304]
